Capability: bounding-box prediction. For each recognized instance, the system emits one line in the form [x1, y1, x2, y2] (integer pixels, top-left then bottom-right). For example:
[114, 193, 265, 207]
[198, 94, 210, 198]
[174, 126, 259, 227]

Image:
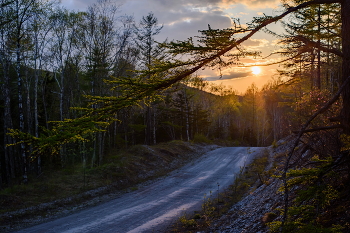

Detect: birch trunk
[15, 0, 27, 184]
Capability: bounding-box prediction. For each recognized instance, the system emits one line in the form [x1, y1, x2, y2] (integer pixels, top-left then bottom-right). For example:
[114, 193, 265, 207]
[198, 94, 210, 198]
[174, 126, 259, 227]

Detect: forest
[1, 0, 350, 231]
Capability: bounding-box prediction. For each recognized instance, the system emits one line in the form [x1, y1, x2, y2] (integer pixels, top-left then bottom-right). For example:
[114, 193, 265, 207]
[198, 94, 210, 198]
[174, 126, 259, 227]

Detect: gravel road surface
[15, 147, 263, 233]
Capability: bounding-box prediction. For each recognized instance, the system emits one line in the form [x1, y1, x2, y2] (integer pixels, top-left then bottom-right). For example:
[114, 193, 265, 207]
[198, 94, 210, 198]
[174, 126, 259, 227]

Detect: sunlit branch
[150, 0, 341, 92]
[238, 52, 305, 68]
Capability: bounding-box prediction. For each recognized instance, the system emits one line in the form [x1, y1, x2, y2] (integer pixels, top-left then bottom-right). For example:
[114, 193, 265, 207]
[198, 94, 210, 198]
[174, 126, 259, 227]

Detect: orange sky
[201, 63, 280, 94]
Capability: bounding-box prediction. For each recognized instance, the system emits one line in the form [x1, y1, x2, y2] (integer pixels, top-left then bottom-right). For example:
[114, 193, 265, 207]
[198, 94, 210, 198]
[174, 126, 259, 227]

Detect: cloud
[60, 0, 281, 45]
[161, 13, 232, 41]
[244, 0, 280, 9]
[270, 39, 282, 46]
[204, 70, 251, 81]
[60, 0, 95, 10]
[244, 38, 270, 48]
[61, 0, 281, 15]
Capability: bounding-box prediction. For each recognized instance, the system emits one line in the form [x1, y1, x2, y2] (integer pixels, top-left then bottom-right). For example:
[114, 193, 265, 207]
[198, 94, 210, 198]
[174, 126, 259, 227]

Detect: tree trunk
[183, 91, 190, 142]
[2, 70, 16, 185]
[145, 105, 152, 145]
[59, 71, 64, 121]
[34, 66, 41, 174]
[153, 107, 157, 145]
[341, 0, 350, 133]
[16, 21, 27, 183]
[41, 77, 49, 129]
[25, 81, 31, 135]
[316, 4, 322, 89]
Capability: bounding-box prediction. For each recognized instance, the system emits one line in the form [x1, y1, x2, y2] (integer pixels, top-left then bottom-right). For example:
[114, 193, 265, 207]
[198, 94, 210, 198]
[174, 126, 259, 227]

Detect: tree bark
[145, 105, 152, 145]
[2, 67, 16, 185]
[316, 4, 322, 89]
[341, 0, 350, 133]
[15, 0, 27, 184]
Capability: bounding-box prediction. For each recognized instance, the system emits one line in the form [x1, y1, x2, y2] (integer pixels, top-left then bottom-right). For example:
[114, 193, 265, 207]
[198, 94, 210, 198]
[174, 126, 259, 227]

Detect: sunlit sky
[61, 0, 285, 94]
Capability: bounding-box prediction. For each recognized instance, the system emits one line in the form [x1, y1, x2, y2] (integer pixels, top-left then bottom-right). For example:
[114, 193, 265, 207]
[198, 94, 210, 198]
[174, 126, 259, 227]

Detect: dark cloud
[161, 13, 232, 40]
[62, 0, 279, 12]
[205, 71, 251, 81]
[60, 0, 278, 42]
[152, 0, 232, 8]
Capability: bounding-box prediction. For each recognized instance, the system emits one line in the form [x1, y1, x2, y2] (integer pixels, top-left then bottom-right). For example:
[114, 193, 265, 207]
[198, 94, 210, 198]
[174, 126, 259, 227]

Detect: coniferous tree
[279, 0, 341, 91]
[133, 12, 166, 145]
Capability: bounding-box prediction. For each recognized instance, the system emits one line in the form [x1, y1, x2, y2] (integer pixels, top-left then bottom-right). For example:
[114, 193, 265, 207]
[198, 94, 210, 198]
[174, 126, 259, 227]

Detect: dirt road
[15, 147, 263, 233]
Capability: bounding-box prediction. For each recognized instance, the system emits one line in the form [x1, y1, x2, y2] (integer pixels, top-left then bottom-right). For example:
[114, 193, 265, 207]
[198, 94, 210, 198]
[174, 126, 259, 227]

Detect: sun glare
[251, 66, 261, 75]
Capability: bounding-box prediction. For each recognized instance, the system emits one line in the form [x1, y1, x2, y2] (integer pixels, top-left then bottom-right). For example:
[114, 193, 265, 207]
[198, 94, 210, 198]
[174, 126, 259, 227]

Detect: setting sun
[251, 66, 261, 75]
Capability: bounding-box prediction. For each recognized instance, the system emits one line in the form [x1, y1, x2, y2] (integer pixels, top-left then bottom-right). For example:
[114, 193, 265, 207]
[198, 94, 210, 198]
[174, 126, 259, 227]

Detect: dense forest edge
[1, 0, 350, 232]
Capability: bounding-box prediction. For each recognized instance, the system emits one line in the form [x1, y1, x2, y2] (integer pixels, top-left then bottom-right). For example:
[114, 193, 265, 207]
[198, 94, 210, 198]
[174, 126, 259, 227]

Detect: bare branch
[292, 124, 343, 134]
[281, 74, 350, 226]
[295, 35, 343, 57]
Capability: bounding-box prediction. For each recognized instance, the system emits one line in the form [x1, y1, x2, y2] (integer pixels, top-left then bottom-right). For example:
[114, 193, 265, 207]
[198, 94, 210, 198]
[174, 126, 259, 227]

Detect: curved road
[16, 147, 263, 233]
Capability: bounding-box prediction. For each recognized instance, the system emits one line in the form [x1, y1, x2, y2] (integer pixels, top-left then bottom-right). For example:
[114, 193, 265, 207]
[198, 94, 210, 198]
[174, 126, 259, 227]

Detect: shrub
[193, 133, 211, 144]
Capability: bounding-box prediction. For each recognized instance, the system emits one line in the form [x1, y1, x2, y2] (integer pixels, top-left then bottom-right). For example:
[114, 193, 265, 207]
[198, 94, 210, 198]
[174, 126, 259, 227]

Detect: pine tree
[133, 12, 166, 145]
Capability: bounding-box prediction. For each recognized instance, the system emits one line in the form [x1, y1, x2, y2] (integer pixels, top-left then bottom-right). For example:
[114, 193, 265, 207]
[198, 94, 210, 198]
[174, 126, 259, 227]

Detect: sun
[251, 66, 261, 75]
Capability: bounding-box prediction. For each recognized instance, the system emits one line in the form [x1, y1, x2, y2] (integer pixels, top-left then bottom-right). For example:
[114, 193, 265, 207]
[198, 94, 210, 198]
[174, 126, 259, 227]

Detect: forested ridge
[1, 0, 350, 231]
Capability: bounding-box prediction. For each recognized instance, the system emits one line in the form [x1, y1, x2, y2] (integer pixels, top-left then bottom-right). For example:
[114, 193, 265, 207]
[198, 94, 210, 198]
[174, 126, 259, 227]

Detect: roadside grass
[170, 148, 271, 232]
[0, 140, 206, 229]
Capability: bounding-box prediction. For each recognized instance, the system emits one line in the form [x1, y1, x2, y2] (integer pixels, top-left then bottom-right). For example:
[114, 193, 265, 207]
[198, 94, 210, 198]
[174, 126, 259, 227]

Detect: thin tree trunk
[316, 4, 322, 89]
[2, 71, 16, 184]
[184, 91, 190, 141]
[59, 71, 64, 121]
[341, 0, 350, 133]
[145, 105, 152, 145]
[153, 106, 156, 145]
[310, 50, 315, 89]
[99, 132, 105, 165]
[26, 81, 31, 135]
[34, 67, 41, 174]
[16, 15, 27, 183]
[41, 77, 49, 129]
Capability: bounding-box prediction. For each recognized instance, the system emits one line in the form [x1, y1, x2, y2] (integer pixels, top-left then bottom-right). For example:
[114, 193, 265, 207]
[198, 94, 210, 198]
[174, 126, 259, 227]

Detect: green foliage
[340, 134, 350, 151]
[179, 213, 198, 228]
[271, 155, 342, 233]
[272, 140, 278, 148]
[293, 90, 341, 127]
[166, 24, 259, 68]
[192, 133, 211, 144]
[7, 115, 108, 159]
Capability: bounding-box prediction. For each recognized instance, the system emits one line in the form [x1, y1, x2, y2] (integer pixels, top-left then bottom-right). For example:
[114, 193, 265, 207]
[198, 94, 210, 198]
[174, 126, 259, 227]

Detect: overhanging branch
[292, 124, 343, 134]
[295, 35, 343, 57]
[152, 0, 341, 92]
